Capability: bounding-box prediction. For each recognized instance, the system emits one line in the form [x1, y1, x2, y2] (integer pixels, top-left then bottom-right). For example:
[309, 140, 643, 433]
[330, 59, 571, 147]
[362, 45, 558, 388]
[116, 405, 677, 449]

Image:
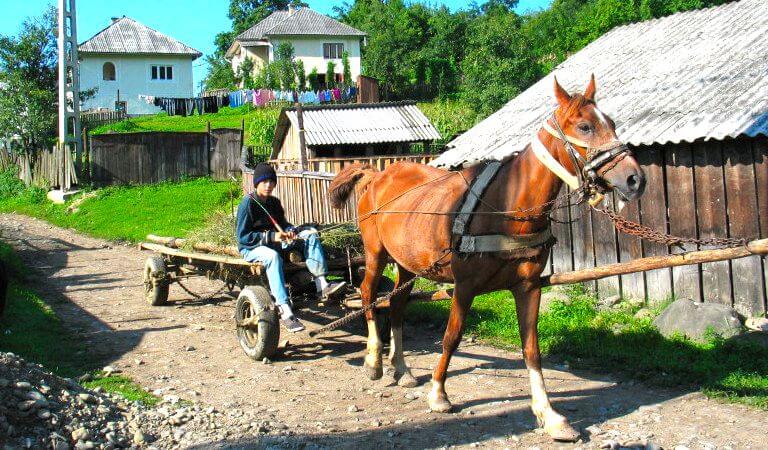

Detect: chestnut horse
[329, 76, 646, 441]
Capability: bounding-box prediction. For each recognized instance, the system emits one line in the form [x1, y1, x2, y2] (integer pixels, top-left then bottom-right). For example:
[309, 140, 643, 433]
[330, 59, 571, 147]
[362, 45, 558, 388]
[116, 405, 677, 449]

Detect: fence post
[206, 121, 212, 177]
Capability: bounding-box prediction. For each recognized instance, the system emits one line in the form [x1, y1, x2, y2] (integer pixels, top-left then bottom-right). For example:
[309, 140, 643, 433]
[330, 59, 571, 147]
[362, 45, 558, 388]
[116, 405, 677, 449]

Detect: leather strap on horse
[451, 160, 554, 254]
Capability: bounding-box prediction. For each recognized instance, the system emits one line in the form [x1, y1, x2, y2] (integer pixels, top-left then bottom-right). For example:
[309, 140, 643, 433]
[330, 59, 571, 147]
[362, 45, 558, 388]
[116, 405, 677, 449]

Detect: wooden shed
[431, 0, 768, 316]
[270, 101, 441, 172]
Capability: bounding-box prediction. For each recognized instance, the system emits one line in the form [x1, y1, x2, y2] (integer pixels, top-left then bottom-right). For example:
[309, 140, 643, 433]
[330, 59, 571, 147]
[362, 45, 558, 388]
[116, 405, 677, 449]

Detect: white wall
[80, 54, 196, 115]
[233, 36, 362, 87]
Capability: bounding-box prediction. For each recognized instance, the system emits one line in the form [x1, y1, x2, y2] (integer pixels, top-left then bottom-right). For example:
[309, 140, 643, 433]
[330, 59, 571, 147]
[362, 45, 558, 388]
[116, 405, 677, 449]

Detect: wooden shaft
[542, 238, 768, 287]
[146, 234, 241, 258]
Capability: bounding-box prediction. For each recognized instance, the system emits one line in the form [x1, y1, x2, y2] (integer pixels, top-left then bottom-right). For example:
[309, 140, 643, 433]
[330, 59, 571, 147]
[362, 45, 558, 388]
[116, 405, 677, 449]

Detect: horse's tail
[329, 163, 377, 209]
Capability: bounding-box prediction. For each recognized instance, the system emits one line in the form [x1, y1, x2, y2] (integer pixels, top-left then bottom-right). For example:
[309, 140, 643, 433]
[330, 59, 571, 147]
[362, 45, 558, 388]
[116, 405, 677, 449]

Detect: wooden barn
[269, 101, 441, 172]
[431, 0, 768, 316]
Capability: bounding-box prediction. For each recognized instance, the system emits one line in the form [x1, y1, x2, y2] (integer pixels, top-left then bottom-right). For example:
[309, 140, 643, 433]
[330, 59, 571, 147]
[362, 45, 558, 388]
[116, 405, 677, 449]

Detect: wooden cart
[139, 239, 395, 361]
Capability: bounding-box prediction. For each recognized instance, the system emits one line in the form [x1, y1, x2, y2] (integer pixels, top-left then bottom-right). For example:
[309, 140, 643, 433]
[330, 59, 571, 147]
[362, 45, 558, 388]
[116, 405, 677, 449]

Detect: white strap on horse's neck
[530, 132, 580, 190]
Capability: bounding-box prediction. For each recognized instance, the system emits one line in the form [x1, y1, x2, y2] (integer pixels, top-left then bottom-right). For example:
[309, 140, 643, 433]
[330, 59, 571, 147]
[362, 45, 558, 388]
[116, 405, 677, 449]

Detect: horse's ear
[553, 76, 571, 108]
[584, 74, 596, 102]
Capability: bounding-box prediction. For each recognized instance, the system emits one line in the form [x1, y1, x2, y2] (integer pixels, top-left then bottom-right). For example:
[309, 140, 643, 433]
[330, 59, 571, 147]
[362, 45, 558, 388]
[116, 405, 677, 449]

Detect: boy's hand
[277, 231, 297, 242]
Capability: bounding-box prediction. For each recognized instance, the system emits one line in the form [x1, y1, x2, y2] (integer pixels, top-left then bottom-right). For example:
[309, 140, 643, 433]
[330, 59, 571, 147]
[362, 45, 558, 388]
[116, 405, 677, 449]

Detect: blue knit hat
[253, 163, 277, 186]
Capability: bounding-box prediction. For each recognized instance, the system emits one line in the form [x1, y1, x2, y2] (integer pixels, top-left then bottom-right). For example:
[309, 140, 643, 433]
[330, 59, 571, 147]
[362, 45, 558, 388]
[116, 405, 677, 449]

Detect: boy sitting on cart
[236, 163, 346, 332]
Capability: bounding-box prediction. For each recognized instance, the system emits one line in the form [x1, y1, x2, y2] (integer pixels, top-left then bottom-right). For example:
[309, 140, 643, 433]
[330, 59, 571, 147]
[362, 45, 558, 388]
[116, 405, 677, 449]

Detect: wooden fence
[265, 136, 768, 315]
[0, 145, 78, 189]
[545, 136, 768, 316]
[89, 129, 242, 185]
[81, 111, 127, 128]
[270, 154, 438, 173]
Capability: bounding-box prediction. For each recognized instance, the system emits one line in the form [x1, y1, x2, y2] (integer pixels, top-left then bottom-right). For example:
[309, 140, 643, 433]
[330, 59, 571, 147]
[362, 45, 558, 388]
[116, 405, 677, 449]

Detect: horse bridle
[542, 111, 631, 189]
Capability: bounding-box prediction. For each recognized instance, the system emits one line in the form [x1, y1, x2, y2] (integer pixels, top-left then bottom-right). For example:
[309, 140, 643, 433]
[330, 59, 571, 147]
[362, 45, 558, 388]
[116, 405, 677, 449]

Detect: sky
[2, 0, 552, 88]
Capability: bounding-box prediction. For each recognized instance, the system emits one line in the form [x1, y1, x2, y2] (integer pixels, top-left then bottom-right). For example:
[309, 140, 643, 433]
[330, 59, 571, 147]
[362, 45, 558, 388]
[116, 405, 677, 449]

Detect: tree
[325, 61, 336, 88]
[204, 55, 237, 90]
[296, 59, 306, 90]
[308, 67, 320, 91]
[0, 6, 58, 154]
[274, 42, 296, 90]
[341, 51, 352, 84]
[237, 57, 256, 89]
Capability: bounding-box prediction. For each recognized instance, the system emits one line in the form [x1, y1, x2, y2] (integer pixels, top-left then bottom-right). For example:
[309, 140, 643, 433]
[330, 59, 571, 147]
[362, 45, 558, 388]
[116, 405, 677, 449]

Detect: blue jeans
[239, 228, 328, 305]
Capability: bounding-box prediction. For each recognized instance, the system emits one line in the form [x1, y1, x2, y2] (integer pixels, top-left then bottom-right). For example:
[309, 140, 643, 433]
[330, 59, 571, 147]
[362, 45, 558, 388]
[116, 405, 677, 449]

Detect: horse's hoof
[545, 421, 580, 442]
[396, 372, 418, 388]
[427, 393, 452, 413]
[363, 362, 383, 380]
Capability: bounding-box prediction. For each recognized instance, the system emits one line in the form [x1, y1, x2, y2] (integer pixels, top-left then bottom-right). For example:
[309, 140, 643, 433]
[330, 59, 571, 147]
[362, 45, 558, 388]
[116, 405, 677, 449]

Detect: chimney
[288, 5, 295, 15]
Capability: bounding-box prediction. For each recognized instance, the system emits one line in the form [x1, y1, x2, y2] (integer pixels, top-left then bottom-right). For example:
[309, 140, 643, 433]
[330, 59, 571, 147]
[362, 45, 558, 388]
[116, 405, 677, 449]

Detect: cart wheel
[144, 256, 169, 306]
[235, 286, 280, 361]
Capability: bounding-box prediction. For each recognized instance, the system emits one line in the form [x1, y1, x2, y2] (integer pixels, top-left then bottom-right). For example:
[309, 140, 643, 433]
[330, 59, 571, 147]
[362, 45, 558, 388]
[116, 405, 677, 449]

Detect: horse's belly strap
[458, 228, 553, 253]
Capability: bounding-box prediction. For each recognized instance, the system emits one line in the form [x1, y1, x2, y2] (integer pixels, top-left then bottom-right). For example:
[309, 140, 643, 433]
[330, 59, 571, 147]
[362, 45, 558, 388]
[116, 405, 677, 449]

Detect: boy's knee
[261, 248, 282, 266]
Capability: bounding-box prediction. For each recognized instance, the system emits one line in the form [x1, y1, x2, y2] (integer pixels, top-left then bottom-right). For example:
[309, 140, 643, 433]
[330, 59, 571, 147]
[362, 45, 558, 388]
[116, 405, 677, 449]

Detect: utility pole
[57, 0, 82, 191]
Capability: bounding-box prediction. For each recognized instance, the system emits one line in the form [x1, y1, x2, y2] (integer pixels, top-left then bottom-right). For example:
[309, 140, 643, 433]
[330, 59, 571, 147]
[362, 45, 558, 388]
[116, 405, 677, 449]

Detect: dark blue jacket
[236, 194, 294, 251]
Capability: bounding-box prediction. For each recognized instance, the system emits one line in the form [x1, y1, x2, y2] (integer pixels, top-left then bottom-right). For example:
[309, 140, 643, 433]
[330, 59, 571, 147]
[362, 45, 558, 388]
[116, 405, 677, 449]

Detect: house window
[323, 43, 344, 59]
[151, 65, 173, 80]
[102, 62, 116, 81]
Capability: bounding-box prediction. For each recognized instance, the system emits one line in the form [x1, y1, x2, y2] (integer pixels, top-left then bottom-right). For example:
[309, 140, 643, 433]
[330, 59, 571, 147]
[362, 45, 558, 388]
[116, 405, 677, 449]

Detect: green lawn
[0, 241, 157, 405]
[0, 170, 240, 243]
[88, 100, 481, 150]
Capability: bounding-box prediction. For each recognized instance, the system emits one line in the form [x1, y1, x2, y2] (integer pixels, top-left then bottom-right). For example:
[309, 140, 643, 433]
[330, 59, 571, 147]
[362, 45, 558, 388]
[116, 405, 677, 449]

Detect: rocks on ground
[0, 352, 285, 449]
[653, 299, 743, 342]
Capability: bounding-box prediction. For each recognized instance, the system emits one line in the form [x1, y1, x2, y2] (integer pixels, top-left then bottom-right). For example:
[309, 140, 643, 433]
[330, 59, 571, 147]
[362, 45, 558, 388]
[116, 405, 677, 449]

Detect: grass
[0, 169, 241, 243]
[405, 284, 768, 409]
[0, 241, 157, 404]
[88, 99, 482, 150]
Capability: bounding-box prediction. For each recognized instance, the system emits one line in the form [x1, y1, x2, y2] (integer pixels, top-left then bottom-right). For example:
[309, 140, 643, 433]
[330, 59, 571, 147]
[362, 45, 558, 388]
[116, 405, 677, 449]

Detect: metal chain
[594, 206, 747, 248]
[176, 279, 229, 302]
[308, 249, 452, 338]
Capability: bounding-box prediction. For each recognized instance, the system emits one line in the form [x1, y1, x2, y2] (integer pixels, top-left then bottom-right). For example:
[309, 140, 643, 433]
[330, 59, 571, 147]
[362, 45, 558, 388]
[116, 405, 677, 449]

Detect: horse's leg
[511, 282, 579, 442]
[428, 284, 473, 412]
[360, 244, 388, 381]
[387, 264, 417, 387]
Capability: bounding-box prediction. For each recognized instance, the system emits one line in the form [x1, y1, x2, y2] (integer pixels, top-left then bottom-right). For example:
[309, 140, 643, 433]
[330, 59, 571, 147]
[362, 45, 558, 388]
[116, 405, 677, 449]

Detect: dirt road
[1, 213, 765, 449]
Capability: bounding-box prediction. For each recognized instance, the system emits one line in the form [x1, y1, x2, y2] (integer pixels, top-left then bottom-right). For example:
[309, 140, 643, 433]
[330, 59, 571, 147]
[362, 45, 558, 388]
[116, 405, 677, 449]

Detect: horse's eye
[577, 123, 593, 134]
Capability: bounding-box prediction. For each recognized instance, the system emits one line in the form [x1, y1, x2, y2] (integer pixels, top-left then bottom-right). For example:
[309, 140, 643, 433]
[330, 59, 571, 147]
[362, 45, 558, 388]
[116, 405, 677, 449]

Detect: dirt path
[1, 213, 765, 449]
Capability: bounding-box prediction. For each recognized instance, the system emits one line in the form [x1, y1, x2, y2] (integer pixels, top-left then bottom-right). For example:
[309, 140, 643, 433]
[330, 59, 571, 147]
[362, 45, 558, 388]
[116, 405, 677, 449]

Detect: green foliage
[0, 6, 58, 153]
[296, 59, 306, 90]
[325, 61, 336, 88]
[237, 57, 257, 89]
[274, 42, 297, 90]
[204, 55, 238, 91]
[83, 376, 159, 406]
[0, 175, 240, 243]
[308, 67, 320, 91]
[341, 51, 352, 83]
[406, 284, 768, 408]
[417, 100, 481, 141]
[91, 105, 280, 148]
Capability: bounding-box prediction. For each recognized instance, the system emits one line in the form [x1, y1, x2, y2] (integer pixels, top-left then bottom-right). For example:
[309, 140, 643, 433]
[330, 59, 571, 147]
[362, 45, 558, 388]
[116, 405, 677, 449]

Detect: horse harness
[451, 111, 630, 255]
[451, 160, 553, 254]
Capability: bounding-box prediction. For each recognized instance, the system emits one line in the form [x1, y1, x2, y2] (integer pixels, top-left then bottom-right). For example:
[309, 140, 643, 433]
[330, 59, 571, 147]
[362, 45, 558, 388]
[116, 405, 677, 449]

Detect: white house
[78, 17, 202, 115]
[226, 6, 366, 88]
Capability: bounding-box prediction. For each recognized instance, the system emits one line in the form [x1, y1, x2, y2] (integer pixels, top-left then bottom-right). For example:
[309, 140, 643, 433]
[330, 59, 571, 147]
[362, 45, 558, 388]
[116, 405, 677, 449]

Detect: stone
[598, 295, 622, 309]
[78, 393, 98, 404]
[653, 299, 743, 342]
[634, 308, 654, 320]
[745, 317, 768, 332]
[347, 405, 359, 413]
[15, 381, 31, 389]
[71, 427, 91, 441]
[185, 346, 196, 351]
[540, 289, 570, 311]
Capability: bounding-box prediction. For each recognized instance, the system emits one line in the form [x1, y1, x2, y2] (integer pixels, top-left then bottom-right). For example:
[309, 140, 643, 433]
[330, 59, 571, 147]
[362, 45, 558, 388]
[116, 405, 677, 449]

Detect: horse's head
[546, 75, 645, 202]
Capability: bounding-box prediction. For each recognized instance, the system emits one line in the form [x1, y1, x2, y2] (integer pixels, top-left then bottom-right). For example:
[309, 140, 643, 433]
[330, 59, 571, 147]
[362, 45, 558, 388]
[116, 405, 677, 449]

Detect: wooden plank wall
[209, 128, 244, 181]
[549, 136, 767, 315]
[89, 129, 242, 185]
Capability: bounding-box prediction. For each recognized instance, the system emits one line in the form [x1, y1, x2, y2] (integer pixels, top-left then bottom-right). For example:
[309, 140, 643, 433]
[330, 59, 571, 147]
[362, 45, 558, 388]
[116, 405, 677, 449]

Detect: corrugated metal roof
[237, 8, 366, 41]
[79, 17, 202, 57]
[432, 0, 768, 168]
[272, 102, 441, 153]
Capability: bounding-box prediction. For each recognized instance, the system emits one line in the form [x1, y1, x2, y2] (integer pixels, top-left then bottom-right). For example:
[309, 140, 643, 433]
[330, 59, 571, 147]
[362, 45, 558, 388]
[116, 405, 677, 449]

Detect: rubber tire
[235, 286, 280, 361]
[144, 256, 169, 306]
